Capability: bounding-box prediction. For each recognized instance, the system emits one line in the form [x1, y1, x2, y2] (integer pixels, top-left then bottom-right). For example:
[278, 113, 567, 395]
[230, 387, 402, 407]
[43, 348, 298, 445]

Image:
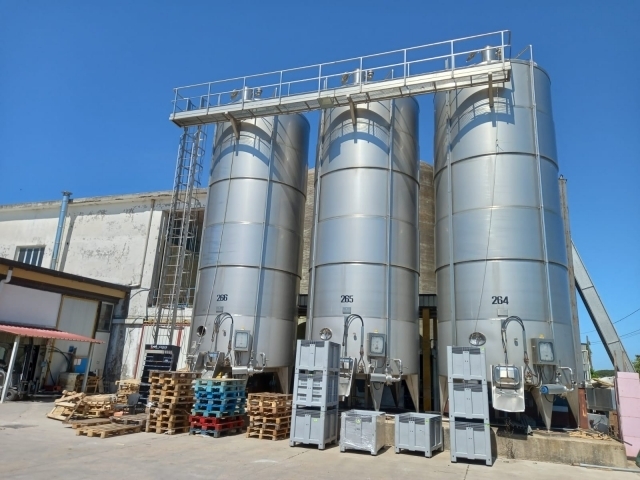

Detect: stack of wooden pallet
[74, 394, 115, 418]
[189, 378, 247, 438]
[47, 391, 86, 421]
[115, 379, 140, 403]
[70, 413, 148, 439]
[145, 371, 200, 435]
[246, 393, 292, 441]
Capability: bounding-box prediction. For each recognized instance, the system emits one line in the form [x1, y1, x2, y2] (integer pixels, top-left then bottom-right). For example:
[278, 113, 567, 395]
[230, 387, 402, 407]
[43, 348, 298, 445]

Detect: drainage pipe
[50, 191, 72, 270]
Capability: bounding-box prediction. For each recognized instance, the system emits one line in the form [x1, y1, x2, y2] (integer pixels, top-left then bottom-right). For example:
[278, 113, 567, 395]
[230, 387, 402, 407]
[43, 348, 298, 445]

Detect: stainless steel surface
[50, 191, 71, 270]
[170, 31, 511, 126]
[572, 242, 635, 371]
[307, 98, 420, 375]
[434, 60, 578, 381]
[191, 114, 309, 369]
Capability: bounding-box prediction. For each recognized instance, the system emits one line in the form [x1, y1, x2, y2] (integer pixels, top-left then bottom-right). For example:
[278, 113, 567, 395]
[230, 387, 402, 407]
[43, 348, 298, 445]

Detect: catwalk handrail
[170, 30, 511, 117]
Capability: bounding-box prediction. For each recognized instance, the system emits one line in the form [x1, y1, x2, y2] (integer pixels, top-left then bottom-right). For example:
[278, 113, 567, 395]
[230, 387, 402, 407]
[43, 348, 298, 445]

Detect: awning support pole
[81, 342, 95, 393]
[1, 335, 20, 403]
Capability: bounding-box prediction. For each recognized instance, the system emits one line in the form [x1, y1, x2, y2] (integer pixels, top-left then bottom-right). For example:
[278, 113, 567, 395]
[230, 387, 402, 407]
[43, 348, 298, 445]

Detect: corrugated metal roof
[0, 324, 103, 343]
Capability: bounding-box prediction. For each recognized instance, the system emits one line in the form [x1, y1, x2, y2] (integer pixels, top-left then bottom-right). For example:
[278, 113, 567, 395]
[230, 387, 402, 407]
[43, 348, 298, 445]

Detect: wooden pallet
[249, 415, 290, 429]
[246, 426, 290, 440]
[148, 394, 193, 404]
[149, 371, 199, 381]
[76, 423, 142, 439]
[247, 393, 292, 415]
[111, 413, 148, 426]
[66, 418, 112, 429]
[150, 383, 193, 394]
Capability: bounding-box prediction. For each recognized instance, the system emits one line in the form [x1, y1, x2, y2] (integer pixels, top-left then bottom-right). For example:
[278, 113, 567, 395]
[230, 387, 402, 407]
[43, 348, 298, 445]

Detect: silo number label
[491, 296, 509, 305]
[217, 294, 228, 302]
[341, 295, 354, 303]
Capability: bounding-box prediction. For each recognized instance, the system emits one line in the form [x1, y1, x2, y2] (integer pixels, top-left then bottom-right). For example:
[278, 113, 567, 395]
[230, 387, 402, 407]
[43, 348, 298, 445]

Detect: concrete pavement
[0, 401, 637, 479]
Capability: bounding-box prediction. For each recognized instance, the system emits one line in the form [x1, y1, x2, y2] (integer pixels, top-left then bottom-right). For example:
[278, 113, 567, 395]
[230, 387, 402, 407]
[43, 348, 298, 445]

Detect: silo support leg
[276, 367, 290, 395]
[531, 387, 554, 431]
[405, 374, 419, 413]
[438, 376, 448, 415]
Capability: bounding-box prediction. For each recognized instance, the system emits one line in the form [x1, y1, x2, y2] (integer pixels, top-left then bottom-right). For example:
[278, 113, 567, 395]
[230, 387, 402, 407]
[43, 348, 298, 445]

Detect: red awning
[0, 325, 103, 343]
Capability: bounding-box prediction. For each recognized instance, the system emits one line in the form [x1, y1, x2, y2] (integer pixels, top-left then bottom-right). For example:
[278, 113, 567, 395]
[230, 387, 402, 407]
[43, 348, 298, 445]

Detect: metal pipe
[0, 269, 13, 296]
[81, 342, 95, 393]
[50, 191, 72, 270]
[577, 464, 640, 473]
[1, 335, 20, 403]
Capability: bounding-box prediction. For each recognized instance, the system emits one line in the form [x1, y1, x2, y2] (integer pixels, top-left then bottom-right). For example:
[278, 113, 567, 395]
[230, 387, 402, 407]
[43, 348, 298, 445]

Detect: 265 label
[340, 295, 353, 303]
[492, 296, 509, 305]
[216, 294, 228, 302]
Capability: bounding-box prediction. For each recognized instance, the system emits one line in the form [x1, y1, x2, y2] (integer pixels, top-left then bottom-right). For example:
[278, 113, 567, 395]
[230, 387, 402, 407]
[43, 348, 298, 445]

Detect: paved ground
[0, 401, 638, 479]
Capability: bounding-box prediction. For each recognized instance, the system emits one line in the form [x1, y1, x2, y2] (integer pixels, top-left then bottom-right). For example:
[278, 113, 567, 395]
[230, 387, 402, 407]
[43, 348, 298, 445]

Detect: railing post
[318, 65, 322, 93]
[279, 71, 283, 98]
[242, 77, 246, 109]
[450, 40, 455, 73]
[359, 56, 363, 87]
[404, 49, 407, 79]
[501, 31, 505, 69]
[172, 89, 178, 116]
[206, 83, 211, 114]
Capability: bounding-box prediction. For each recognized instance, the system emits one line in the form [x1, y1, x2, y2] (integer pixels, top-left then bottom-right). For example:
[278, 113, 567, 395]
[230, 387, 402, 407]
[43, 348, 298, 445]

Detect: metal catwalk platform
[169, 30, 512, 127]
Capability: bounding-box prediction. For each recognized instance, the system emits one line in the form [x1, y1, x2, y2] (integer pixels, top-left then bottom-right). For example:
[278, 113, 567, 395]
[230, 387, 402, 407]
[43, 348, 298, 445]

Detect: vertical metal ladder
[153, 112, 207, 345]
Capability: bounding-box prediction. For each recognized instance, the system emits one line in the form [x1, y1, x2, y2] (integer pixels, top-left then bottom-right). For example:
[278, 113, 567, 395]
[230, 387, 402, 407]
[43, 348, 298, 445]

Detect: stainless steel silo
[307, 98, 421, 410]
[434, 57, 578, 428]
[190, 114, 309, 392]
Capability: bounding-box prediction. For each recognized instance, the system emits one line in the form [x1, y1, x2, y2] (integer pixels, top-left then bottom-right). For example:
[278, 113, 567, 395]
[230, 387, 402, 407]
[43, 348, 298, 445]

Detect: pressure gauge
[233, 330, 251, 352]
[319, 328, 332, 340]
[538, 341, 554, 362]
[530, 338, 556, 365]
[368, 333, 386, 357]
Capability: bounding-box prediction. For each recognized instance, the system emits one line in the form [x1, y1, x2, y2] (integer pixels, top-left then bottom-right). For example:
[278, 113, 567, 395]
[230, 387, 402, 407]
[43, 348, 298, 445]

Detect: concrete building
[0, 162, 435, 389]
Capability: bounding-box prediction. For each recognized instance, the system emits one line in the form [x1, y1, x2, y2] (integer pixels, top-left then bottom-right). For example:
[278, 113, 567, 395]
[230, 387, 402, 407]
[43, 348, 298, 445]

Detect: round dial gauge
[370, 336, 385, 355]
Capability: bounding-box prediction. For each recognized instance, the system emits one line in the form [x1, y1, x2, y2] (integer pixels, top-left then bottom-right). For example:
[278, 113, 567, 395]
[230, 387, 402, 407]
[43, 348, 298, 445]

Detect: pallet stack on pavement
[289, 340, 340, 450]
[447, 346, 493, 466]
[145, 371, 200, 435]
[246, 393, 292, 441]
[189, 378, 247, 438]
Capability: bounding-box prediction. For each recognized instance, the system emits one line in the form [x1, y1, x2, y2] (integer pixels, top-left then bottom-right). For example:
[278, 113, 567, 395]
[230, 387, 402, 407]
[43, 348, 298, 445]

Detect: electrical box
[367, 333, 386, 358]
[530, 338, 556, 365]
[233, 330, 251, 352]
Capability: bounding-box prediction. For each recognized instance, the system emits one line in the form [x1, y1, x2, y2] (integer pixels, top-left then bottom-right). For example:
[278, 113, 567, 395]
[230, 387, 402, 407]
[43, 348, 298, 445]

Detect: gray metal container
[307, 98, 421, 375]
[191, 115, 309, 369]
[340, 409, 386, 455]
[449, 419, 493, 465]
[434, 60, 577, 381]
[293, 371, 339, 408]
[295, 340, 340, 372]
[394, 413, 443, 457]
[289, 407, 339, 450]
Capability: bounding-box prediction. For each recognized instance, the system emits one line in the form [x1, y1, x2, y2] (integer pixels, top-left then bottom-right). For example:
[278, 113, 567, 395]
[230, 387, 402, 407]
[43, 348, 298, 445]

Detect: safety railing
[171, 30, 511, 116]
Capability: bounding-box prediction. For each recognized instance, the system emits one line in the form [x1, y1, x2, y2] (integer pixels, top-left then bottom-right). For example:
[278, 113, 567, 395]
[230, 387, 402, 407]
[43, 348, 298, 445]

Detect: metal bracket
[488, 73, 494, 110]
[225, 113, 241, 140]
[347, 96, 357, 127]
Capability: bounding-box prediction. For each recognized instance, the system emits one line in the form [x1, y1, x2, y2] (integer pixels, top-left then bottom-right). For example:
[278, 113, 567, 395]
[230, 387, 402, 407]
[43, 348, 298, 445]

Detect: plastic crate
[450, 419, 493, 466]
[447, 346, 486, 381]
[339, 410, 386, 455]
[293, 371, 339, 408]
[289, 407, 339, 450]
[295, 340, 340, 372]
[449, 381, 489, 420]
[394, 413, 443, 457]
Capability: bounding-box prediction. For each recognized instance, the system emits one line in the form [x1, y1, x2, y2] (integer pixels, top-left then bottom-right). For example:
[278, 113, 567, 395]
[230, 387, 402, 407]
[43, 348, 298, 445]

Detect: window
[96, 302, 114, 332]
[16, 247, 45, 267]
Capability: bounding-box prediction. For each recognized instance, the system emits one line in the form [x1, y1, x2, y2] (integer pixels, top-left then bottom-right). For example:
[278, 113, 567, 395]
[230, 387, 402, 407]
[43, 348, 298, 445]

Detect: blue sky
[0, 2, 638, 369]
